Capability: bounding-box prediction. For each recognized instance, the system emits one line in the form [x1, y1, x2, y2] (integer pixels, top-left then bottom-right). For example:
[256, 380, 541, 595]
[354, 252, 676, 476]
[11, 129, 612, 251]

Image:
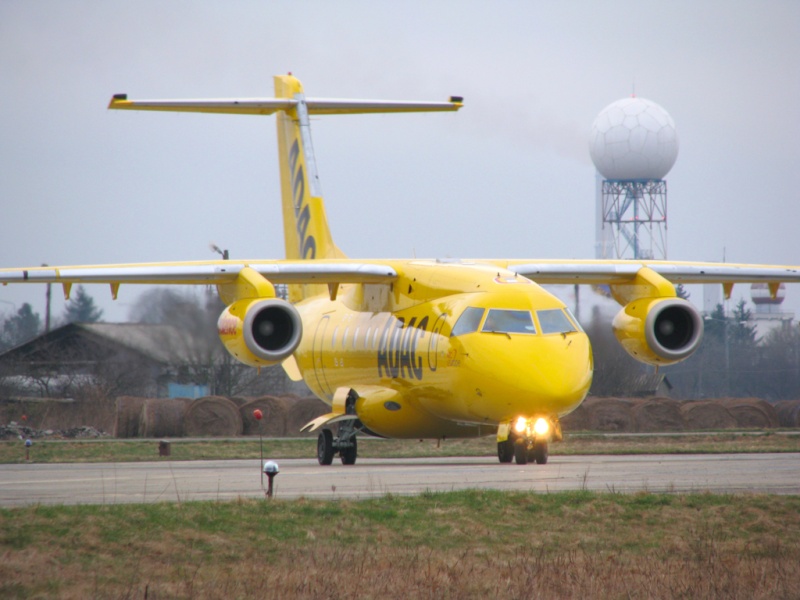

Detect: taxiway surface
[1, 453, 799, 506]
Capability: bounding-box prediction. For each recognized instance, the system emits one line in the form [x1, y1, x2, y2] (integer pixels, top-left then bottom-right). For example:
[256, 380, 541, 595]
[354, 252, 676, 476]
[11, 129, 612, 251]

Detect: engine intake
[218, 298, 303, 367]
[613, 297, 703, 366]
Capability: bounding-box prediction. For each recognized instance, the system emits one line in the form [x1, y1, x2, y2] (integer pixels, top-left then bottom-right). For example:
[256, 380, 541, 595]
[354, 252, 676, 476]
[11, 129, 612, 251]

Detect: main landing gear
[317, 418, 359, 466]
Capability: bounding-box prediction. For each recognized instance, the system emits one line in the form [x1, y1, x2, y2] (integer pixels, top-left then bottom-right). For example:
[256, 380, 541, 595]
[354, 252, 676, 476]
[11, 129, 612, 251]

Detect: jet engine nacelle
[217, 298, 303, 367]
[612, 297, 703, 366]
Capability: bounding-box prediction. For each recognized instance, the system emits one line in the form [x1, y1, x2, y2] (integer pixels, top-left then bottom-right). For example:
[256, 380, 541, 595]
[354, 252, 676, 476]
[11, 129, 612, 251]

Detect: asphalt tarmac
[1, 453, 798, 506]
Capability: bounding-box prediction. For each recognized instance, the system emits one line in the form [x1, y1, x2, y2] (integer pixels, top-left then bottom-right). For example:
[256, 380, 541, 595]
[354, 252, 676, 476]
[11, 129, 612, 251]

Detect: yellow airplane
[3, 74, 800, 466]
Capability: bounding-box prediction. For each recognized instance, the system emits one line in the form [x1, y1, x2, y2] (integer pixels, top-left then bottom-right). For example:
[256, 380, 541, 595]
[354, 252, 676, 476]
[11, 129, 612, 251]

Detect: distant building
[0, 323, 211, 399]
[749, 283, 795, 342]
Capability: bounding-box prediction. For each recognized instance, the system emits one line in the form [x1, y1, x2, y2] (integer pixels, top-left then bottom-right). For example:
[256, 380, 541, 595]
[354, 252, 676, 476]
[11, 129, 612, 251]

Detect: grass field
[2, 431, 800, 464]
[2, 434, 799, 597]
[1, 489, 799, 599]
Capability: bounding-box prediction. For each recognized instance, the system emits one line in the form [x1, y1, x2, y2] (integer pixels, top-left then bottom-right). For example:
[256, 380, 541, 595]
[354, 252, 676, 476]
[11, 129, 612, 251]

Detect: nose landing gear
[497, 417, 559, 465]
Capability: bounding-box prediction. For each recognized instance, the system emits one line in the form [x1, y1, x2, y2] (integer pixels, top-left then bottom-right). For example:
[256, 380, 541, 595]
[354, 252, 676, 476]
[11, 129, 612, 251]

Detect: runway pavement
[1, 453, 799, 506]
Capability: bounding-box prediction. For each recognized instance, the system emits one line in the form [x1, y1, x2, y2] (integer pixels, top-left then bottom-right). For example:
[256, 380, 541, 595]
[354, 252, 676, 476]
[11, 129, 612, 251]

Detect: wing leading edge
[504, 259, 800, 290]
[0, 260, 397, 299]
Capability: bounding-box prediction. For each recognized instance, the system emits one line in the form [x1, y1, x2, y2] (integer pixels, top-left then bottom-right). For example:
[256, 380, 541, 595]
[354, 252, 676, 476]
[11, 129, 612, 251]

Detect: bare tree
[129, 287, 293, 396]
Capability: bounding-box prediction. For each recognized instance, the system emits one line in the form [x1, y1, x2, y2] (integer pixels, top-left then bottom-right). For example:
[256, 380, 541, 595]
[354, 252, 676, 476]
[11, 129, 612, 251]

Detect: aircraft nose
[463, 332, 593, 419]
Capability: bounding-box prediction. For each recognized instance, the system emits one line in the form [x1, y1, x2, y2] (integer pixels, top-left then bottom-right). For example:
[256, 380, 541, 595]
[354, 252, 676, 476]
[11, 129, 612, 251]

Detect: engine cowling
[612, 297, 703, 366]
[217, 298, 303, 367]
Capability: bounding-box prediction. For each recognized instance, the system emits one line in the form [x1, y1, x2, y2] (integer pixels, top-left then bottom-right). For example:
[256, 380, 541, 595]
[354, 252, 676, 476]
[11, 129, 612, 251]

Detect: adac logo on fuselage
[288, 139, 316, 259]
[377, 316, 429, 380]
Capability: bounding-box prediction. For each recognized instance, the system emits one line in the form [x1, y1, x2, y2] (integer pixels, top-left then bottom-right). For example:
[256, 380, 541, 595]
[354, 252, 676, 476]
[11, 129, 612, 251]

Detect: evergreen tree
[674, 283, 690, 300]
[62, 286, 103, 323]
[1, 303, 42, 350]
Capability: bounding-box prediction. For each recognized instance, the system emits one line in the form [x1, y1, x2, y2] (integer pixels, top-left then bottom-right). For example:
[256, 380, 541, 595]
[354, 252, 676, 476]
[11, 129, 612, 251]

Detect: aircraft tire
[318, 429, 334, 465]
[340, 436, 357, 465]
[514, 440, 528, 465]
[533, 440, 549, 465]
[497, 437, 514, 463]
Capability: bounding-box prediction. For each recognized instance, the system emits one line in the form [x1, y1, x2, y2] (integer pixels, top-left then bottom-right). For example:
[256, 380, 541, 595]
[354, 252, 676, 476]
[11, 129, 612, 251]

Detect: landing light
[534, 418, 549, 436]
[514, 416, 528, 433]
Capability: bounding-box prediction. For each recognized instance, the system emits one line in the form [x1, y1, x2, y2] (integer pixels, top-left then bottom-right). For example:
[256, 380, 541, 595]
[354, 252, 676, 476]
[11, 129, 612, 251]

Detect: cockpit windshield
[537, 308, 579, 334]
[481, 309, 536, 334]
[451, 307, 485, 337]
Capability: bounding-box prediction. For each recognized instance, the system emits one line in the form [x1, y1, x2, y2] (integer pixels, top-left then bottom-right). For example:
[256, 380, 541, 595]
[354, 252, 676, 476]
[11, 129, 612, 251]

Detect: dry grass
[2, 490, 799, 599]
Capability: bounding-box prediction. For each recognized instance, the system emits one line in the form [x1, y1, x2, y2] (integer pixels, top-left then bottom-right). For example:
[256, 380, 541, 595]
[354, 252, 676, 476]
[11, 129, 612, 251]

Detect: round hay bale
[717, 398, 779, 429]
[718, 398, 778, 428]
[633, 398, 683, 432]
[284, 396, 329, 436]
[241, 396, 289, 436]
[774, 400, 800, 428]
[139, 398, 189, 438]
[114, 396, 147, 438]
[184, 396, 243, 437]
[680, 401, 737, 430]
[561, 402, 591, 432]
[584, 397, 635, 432]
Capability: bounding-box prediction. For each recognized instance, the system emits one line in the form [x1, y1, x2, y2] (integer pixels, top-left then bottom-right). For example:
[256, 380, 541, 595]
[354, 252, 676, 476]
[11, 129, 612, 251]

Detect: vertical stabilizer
[273, 75, 345, 301]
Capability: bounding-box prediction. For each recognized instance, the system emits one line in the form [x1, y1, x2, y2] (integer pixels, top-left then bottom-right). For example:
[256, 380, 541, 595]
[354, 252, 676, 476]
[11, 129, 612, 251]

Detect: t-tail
[108, 74, 463, 301]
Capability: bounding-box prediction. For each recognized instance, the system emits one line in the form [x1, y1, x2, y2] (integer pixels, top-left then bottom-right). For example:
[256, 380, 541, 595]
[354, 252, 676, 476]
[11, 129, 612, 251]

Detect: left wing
[502, 259, 800, 285]
[496, 258, 800, 300]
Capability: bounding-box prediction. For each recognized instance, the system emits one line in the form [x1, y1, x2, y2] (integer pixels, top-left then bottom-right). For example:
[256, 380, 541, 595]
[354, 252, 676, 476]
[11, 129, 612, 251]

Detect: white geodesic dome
[589, 97, 678, 181]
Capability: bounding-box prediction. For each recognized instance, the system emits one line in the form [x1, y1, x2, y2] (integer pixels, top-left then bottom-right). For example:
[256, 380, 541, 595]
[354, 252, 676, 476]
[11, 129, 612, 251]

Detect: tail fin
[108, 76, 463, 300]
[273, 75, 345, 263]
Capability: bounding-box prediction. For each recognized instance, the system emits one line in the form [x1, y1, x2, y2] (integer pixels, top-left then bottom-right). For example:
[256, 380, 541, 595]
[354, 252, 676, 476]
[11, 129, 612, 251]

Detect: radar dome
[589, 97, 678, 181]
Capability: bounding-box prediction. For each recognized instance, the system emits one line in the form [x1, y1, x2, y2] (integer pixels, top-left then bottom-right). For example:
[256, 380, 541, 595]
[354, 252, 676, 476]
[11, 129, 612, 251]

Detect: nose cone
[459, 332, 593, 422]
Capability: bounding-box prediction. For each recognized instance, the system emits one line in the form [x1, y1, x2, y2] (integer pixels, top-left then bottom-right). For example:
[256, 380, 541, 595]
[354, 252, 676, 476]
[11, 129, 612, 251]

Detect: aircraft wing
[0, 260, 397, 289]
[502, 259, 800, 286]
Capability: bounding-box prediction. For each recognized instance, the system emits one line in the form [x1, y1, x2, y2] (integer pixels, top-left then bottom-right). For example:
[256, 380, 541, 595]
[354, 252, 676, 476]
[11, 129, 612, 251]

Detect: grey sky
[1, 1, 799, 323]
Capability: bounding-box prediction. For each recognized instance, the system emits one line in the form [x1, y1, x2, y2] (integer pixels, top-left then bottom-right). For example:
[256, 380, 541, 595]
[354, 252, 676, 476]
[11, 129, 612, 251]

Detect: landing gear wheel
[340, 436, 358, 465]
[514, 439, 528, 465]
[498, 436, 514, 463]
[533, 440, 549, 465]
[317, 429, 334, 465]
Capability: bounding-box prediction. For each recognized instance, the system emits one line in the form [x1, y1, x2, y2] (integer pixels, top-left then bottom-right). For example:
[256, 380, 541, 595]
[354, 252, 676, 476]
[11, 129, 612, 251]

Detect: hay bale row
[114, 394, 329, 438]
[563, 397, 791, 432]
[117, 394, 799, 438]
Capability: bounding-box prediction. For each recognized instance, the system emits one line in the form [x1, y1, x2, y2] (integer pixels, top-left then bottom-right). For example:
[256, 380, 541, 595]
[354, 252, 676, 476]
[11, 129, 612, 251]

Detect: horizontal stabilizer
[109, 97, 463, 116]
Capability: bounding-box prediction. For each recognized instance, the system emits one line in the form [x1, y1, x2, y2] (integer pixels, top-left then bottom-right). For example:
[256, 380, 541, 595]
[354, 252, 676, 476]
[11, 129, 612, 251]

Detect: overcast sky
[2, 1, 799, 324]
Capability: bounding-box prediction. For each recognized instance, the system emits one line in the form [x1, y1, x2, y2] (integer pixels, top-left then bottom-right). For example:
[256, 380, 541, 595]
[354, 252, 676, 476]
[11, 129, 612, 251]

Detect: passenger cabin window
[482, 309, 536, 334]
[451, 307, 485, 337]
[537, 309, 578, 334]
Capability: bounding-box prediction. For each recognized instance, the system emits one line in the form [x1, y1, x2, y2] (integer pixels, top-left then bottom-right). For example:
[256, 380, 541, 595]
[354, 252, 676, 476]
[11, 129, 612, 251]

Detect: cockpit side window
[451, 307, 485, 337]
[481, 309, 536, 334]
[537, 308, 579, 334]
